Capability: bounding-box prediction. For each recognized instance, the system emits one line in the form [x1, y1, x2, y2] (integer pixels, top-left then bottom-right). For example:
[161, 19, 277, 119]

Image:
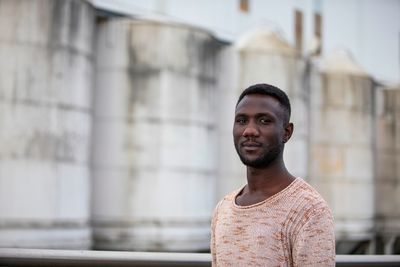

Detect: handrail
[1, 248, 400, 266]
[0, 248, 210, 267]
[337, 254, 400, 267]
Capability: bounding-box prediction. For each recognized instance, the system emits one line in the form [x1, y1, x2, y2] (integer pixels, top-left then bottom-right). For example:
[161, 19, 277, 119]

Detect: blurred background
[0, 0, 399, 255]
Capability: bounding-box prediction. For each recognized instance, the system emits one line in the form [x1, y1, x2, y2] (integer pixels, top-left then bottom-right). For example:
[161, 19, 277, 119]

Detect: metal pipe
[0, 248, 211, 267]
[1, 248, 400, 267]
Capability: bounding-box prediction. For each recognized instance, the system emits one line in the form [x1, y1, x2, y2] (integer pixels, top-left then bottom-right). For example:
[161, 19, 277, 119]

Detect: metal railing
[1, 248, 400, 266]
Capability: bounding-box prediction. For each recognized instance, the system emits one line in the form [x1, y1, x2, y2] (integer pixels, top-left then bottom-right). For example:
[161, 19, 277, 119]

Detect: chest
[214, 208, 295, 266]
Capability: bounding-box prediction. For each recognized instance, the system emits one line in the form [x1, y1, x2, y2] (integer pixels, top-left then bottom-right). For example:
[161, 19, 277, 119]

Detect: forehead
[235, 94, 284, 116]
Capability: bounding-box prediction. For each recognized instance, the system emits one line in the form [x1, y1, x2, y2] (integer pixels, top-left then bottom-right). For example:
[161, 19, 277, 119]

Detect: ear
[283, 122, 294, 143]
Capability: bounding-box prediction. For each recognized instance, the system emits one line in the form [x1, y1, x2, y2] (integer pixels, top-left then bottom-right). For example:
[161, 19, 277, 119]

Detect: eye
[259, 117, 271, 124]
[235, 117, 247, 124]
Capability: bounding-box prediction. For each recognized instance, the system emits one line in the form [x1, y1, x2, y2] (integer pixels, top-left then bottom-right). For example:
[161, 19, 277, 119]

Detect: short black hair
[236, 83, 291, 123]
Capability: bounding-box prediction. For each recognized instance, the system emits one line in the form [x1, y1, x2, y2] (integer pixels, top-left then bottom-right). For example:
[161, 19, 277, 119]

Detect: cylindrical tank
[308, 51, 375, 253]
[0, 0, 94, 248]
[214, 44, 241, 199]
[92, 19, 220, 251]
[375, 84, 400, 254]
[217, 29, 308, 197]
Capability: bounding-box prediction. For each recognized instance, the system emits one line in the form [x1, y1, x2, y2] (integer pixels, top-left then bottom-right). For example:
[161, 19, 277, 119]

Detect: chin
[239, 152, 280, 168]
[240, 157, 267, 168]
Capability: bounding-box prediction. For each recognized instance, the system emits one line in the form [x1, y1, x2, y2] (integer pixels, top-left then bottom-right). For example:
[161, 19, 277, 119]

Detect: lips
[241, 141, 262, 151]
[242, 141, 262, 147]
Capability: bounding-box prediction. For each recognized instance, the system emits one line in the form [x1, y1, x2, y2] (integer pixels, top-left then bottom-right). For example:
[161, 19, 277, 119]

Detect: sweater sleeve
[210, 202, 219, 267]
[292, 202, 336, 267]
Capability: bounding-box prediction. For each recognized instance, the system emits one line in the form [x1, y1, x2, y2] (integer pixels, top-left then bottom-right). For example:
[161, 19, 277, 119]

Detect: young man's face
[233, 94, 291, 168]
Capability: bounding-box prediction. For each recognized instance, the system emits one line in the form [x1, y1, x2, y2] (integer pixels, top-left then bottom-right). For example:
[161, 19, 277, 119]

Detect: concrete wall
[91, 19, 221, 251]
[308, 52, 375, 251]
[214, 45, 243, 199]
[375, 85, 400, 254]
[0, 0, 95, 248]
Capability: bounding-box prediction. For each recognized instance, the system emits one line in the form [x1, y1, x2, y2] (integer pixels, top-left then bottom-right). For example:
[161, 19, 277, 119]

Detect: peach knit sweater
[211, 178, 335, 267]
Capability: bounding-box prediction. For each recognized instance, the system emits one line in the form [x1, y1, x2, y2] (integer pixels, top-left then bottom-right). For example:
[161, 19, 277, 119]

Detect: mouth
[241, 141, 262, 152]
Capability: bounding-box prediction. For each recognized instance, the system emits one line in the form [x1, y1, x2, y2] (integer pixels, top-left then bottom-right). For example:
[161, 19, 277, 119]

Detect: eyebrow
[234, 112, 275, 118]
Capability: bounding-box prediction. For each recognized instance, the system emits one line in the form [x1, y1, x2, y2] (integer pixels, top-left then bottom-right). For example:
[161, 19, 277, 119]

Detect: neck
[235, 158, 296, 206]
[246, 159, 295, 196]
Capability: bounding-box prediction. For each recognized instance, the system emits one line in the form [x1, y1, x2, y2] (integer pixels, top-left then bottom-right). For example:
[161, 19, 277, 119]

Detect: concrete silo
[0, 0, 94, 248]
[217, 29, 308, 197]
[375, 85, 400, 254]
[308, 51, 375, 253]
[92, 19, 221, 251]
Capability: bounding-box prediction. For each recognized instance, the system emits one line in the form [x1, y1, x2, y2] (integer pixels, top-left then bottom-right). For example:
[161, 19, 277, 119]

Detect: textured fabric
[211, 178, 335, 267]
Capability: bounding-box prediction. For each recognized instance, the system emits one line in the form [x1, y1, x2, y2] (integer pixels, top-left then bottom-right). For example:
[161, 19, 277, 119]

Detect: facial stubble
[235, 141, 284, 169]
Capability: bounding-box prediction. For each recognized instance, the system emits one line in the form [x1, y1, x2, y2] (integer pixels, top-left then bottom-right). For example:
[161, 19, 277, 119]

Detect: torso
[212, 178, 332, 267]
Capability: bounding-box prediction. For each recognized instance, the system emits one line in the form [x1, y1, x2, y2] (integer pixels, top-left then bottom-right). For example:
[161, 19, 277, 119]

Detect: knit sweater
[211, 178, 335, 267]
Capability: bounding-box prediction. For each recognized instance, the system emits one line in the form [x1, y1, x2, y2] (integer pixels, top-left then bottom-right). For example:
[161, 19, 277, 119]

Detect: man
[211, 84, 335, 266]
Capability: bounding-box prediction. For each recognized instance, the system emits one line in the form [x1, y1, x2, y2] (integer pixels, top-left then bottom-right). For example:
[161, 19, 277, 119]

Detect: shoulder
[287, 178, 334, 226]
[290, 178, 330, 207]
[291, 181, 336, 266]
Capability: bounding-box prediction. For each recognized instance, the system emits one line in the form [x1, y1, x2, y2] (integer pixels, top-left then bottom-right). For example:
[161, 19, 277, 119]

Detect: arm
[292, 203, 335, 267]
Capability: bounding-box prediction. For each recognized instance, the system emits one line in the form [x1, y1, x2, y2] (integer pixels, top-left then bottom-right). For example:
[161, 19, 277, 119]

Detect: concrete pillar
[309, 51, 375, 249]
[92, 19, 220, 251]
[0, 0, 95, 248]
[375, 84, 400, 253]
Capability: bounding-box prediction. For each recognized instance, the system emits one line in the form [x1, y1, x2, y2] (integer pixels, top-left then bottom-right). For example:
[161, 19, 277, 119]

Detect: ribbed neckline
[232, 177, 301, 209]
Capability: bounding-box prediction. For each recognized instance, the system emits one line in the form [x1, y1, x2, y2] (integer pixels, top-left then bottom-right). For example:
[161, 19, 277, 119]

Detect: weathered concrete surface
[375, 85, 400, 254]
[309, 51, 375, 247]
[0, 0, 95, 248]
[213, 45, 244, 200]
[92, 19, 221, 251]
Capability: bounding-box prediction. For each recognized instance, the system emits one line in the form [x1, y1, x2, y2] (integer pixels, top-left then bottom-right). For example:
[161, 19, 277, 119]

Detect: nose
[242, 122, 260, 137]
